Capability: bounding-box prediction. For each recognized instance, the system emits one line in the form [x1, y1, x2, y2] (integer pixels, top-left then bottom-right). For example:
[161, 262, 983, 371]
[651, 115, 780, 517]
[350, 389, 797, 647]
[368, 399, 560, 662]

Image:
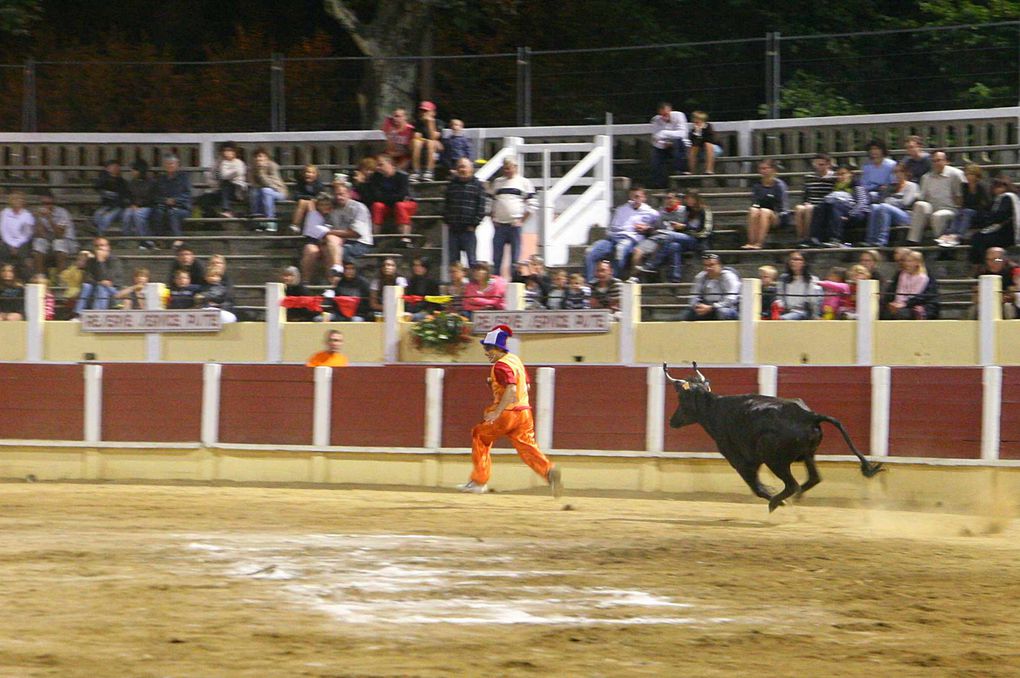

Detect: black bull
[664, 363, 884, 512]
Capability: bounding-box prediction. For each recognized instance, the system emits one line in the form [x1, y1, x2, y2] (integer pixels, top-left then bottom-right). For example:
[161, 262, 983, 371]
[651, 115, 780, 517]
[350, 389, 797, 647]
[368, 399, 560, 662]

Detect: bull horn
[692, 361, 707, 383]
[662, 363, 680, 383]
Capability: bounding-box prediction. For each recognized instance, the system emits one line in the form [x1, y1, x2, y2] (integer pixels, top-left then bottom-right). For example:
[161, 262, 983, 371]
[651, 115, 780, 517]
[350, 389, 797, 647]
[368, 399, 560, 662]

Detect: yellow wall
[0, 322, 26, 361]
[162, 323, 266, 362]
[874, 320, 978, 365]
[4, 444, 1020, 514]
[635, 322, 740, 364]
[283, 322, 385, 363]
[996, 321, 1020, 365]
[518, 324, 619, 364]
[44, 321, 147, 362]
[757, 320, 856, 365]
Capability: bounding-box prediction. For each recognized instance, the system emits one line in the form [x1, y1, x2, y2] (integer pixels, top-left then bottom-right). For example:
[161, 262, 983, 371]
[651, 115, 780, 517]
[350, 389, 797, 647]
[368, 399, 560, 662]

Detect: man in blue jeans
[584, 186, 659, 281]
[488, 158, 536, 277]
[151, 154, 191, 246]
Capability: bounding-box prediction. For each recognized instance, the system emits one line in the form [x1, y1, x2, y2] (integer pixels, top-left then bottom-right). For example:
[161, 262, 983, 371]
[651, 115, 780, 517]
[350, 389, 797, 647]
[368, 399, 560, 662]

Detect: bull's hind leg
[763, 460, 801, 513]
[796, 455, 822, 499]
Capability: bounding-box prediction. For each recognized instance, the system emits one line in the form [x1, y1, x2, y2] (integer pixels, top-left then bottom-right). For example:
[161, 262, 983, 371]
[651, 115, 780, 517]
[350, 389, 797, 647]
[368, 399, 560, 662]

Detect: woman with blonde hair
[881, 249, 939, 319]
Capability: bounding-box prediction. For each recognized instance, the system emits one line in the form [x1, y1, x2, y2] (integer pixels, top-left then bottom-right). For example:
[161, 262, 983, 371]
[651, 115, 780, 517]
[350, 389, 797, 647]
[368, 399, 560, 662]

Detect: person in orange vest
[306, 329, 349, 367]
[458, 325, 561, 496]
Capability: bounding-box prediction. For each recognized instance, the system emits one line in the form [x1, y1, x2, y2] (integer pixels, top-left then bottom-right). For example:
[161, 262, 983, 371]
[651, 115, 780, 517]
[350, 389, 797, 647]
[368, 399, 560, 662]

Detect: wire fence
[0, 21, 1017, 132]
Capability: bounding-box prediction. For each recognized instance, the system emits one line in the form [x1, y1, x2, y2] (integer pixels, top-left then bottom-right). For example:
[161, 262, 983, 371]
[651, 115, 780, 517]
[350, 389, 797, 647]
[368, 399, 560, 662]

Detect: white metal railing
[474, 134, 613, 266]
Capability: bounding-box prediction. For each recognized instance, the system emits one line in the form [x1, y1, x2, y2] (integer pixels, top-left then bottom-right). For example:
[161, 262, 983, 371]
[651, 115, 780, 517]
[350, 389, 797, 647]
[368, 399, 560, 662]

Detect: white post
[198, 139, 216, 169]
[383, 285, 405, 364]
[870, 365, 891, 457]
[144, 282, 164, 362]
[265, 282, 285, 363]
[24, 282, 44, 361]
[757, 364, 777, 396]
[619, 282, 639, 365]
[646, 365, 665, 453]
[981, 365, 1003, 461]
[505, 136, 524, 174]
[596, 134, 613, 225]
[856, 279, 879, 366]
[424, 367, 444, 450]
[535, 367, 556, 451]
[978, 275, 1001, 366]
[201, 362, 221, 447]
[312, 366, 332, 447]
[540, 147, 553, 258]
[505, 282, 525, 354]
[739, 278, 760, 365]
[83, 363, 103, 443]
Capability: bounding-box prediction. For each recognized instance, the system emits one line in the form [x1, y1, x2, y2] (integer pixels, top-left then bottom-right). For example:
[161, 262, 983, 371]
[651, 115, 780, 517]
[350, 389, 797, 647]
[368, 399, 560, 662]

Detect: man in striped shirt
[488, 158, 537, 277]
[795, 153, 837, 247]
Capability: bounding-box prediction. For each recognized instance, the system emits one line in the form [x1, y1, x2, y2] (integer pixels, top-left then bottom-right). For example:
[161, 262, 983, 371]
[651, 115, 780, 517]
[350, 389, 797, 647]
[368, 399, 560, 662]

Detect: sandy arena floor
[0, 482, 1019, 677]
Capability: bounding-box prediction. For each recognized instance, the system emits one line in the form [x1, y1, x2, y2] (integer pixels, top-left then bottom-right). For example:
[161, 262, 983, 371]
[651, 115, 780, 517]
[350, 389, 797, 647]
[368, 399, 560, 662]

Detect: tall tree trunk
[323, 0, 431, 128]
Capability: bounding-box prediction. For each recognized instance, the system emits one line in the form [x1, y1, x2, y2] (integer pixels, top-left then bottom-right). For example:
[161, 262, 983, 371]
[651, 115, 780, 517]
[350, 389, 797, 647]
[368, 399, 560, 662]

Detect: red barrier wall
[0, 364, 83, 440]
[554, 366, 645, 451]
[778, 367, 872, 455]
[663, 367, 759, 453]
[331, 366, 427, 447]
[219, 365, 314, 445]
[102, 364, 203, 442]
[888, 367, 981, 459]
[440, 365, 537, 450]
[1000, 367, 1020, 460]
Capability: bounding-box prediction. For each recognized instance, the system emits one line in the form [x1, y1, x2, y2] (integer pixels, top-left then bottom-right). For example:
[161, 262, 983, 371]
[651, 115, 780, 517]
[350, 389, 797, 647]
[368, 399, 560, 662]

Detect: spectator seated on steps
[200, 141, 247, 219]
[92, 159, 129, 235]
[683, 253, 739, 321]
[288, 164, 326, 233]
[880, 249, 940, 320]
[113, 267, 151, 310]
[247, 147, 288, 233]
[198, 268, 237, 323]
[167, 269, 201, 310]
[75, 237, 122, 315]
[967, 247, 1019, 320]
[166, 244, 205, 288]
[280, 266, 320, 322]
[150, 154, 192, 245]
[32, 189, 77, 277]
[0, 263, 24, 321]
[744, 159, 789, 250]
[774, 252, 823, 320]
[584, 186, 658, 281]
[367, 153, 418, 247]
[369, 257, 408, 319]
[324, 262, 371, 322]
[462, 261, 506, 317]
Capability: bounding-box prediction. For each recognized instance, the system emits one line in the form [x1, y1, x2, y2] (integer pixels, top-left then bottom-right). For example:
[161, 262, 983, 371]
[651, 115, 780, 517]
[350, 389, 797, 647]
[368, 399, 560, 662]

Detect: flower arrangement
[410, 311, 473, 354]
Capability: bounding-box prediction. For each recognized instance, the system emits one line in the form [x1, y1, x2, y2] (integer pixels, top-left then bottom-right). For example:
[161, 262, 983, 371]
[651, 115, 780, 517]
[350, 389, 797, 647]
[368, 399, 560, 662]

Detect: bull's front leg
[732, 462, 775, 501]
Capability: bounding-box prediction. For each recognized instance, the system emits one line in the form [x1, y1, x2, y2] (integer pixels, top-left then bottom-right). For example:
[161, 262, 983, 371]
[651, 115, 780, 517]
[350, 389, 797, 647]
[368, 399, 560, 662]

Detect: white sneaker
[422, 170, 434, 182]
[409, 172, 420, 183]
[457, 480, 489, 494]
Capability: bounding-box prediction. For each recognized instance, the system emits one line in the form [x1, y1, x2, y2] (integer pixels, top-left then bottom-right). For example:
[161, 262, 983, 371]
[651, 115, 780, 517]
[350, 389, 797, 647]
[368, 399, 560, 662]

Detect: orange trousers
[470, 409, 553, 485]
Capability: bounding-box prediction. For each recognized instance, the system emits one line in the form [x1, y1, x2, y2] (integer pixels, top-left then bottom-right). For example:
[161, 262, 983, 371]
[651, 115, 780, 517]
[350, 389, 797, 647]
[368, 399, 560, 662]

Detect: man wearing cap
[411, 101, 443, 183]
[459, 325, 561, 496]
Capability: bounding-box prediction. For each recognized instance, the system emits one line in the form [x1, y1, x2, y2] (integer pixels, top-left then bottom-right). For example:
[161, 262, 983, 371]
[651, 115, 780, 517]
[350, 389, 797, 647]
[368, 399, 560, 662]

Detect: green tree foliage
[0, 0, 39, 36]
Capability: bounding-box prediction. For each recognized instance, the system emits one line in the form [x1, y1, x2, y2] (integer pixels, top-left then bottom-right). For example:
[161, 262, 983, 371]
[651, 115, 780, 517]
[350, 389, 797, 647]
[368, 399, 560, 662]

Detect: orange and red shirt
[487, 353, 530, 414]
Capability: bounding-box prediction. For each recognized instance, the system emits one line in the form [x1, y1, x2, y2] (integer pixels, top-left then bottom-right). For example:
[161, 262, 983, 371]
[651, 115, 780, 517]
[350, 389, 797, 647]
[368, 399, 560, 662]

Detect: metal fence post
[271, 53, 286, 132]
[516, 46, 532, 126]
[765, 32, 781, 120]
[22, 58, 37, 132]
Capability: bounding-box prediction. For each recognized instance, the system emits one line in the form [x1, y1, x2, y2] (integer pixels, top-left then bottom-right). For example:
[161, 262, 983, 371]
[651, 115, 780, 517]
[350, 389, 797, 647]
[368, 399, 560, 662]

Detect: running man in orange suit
[458, 325, 561, 496]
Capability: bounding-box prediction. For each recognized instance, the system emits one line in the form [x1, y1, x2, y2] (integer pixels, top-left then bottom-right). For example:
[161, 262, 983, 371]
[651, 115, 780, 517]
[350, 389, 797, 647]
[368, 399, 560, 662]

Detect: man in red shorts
[458, 325, 561, 496]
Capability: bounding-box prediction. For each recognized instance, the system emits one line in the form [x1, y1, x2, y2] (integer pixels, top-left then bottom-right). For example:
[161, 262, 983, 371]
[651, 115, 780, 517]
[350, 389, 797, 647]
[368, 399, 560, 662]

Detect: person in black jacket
[881, 249, 940, 319]
[151, 154, 192, 245]
[367, 154, 417, 246]
[405, 257, 441, 319]
[124, 160, 157, 247]
[75, 237, 123, 313]
[443, 157, 486, 267]
[93, 160, 130, 235]
[327, 261, 371, 321]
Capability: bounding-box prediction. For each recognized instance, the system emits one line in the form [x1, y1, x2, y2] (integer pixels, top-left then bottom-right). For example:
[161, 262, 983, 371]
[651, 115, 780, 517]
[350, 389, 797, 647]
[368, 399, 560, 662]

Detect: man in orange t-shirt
[306, 329, 349, 367]
[458, 325, 561, 496]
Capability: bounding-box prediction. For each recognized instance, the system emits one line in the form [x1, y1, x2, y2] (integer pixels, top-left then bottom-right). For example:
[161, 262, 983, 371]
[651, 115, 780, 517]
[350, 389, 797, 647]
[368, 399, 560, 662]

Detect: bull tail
[818, 415, 885, 478]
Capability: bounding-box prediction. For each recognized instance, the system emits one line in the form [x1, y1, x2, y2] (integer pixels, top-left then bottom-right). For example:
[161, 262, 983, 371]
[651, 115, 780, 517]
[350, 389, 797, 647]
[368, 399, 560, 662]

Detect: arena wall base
[2, 443, 1019, 514]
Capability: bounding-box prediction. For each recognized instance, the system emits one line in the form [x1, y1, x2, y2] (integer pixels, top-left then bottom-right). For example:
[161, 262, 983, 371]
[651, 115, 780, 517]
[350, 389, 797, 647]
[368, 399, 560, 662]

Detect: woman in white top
[775, 252, 823, 320]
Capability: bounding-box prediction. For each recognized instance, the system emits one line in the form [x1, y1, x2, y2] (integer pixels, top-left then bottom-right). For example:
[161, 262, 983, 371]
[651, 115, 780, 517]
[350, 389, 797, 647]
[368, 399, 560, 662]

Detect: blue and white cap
[480, 324, 513, 351]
